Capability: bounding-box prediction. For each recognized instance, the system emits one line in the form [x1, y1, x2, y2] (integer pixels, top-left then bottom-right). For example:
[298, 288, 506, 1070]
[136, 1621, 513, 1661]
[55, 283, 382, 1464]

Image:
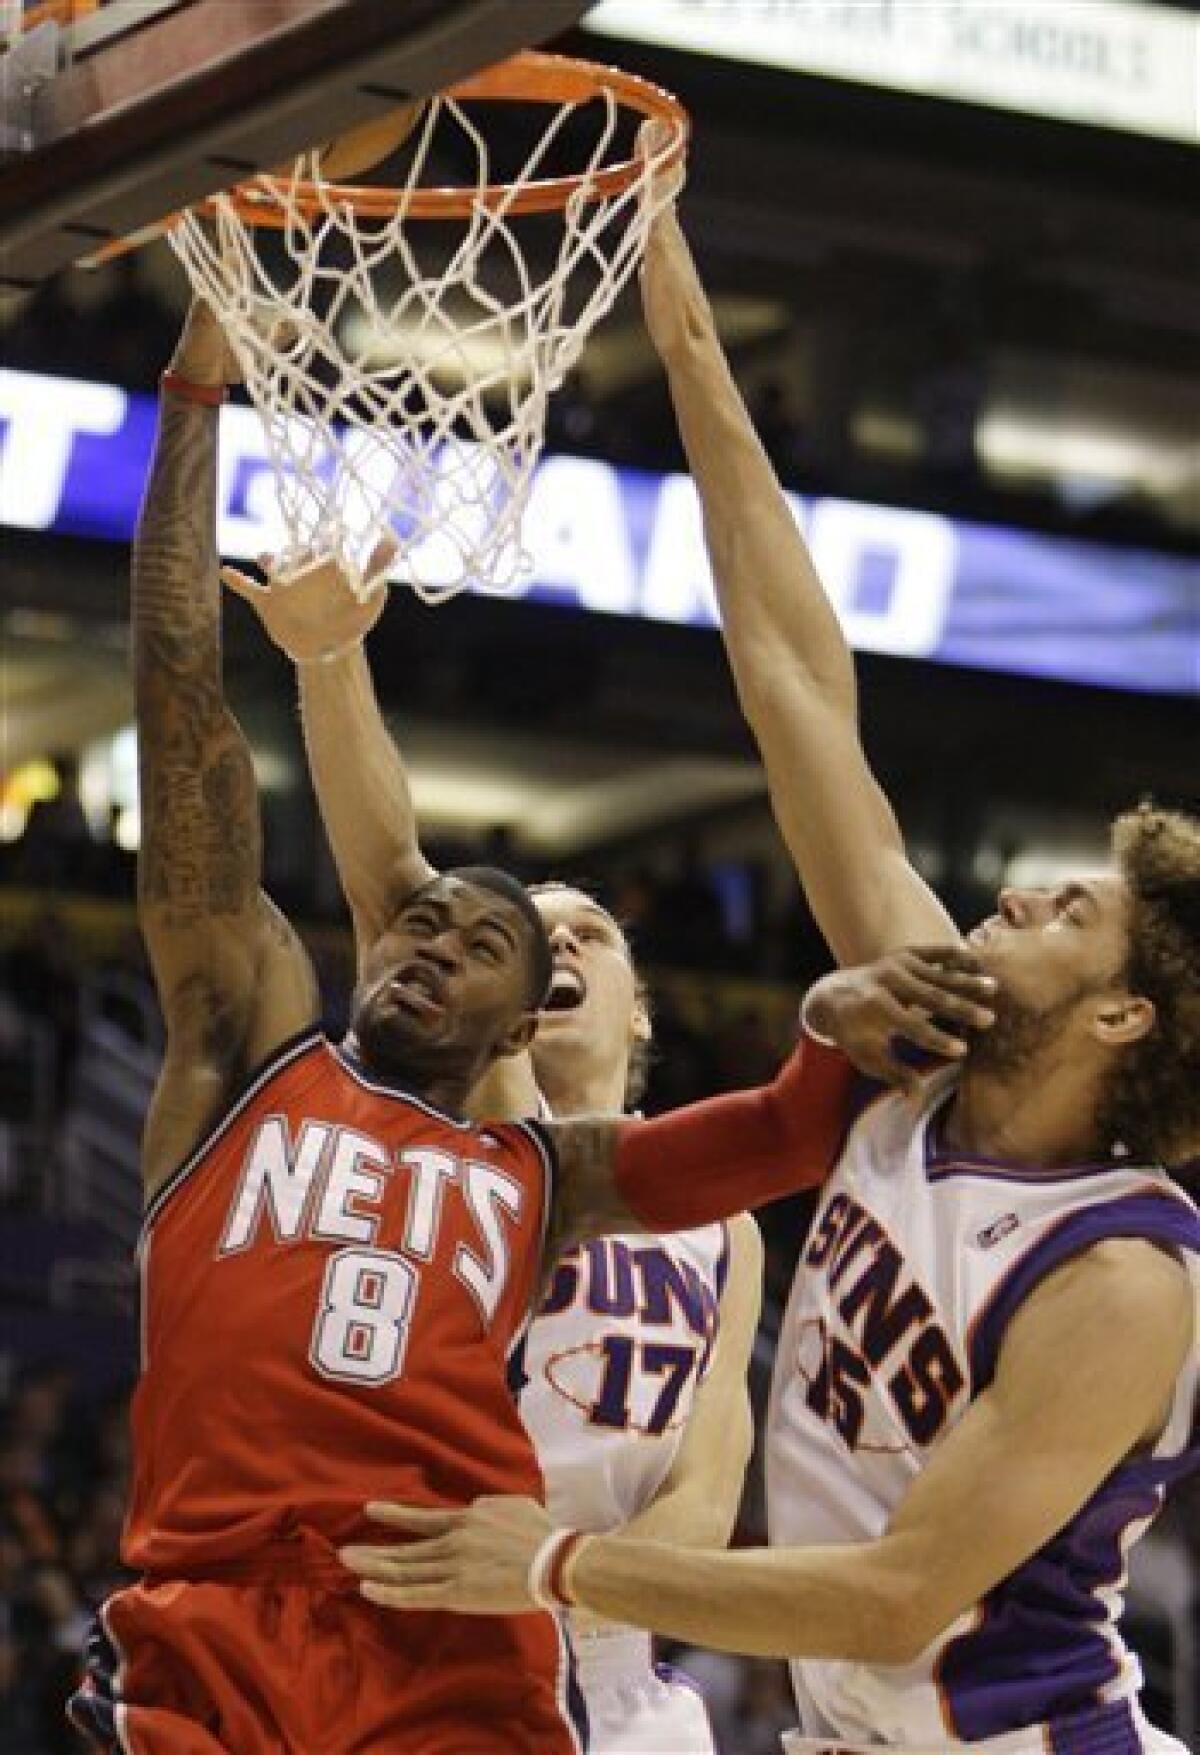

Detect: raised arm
[136, 304, 316, 1198]
[221, 561, 434, 966]
[641, 191, 958, 965]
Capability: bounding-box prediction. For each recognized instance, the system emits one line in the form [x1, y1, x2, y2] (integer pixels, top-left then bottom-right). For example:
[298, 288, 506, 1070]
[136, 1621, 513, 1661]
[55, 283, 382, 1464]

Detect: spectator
[10, 757, 93, 893]
[650, 840, 731, 968]
[1, 910, 82, 1104]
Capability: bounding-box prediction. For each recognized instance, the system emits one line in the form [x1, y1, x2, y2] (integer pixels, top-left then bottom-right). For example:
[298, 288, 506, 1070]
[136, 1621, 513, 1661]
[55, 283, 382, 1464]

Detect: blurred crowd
[0, 1367, 130, 1754]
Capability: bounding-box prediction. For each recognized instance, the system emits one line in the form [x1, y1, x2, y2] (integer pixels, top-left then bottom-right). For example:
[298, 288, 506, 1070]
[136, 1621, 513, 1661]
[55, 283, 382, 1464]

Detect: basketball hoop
[159, 51, 688, 603]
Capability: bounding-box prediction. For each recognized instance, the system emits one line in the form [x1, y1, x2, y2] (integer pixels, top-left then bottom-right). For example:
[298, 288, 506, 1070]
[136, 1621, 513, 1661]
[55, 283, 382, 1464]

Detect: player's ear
[1091, 992, 1155, 1048]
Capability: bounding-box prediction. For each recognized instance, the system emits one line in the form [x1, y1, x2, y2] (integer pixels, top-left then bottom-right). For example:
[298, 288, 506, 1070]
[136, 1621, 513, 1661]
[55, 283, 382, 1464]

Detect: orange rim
[6, 0, 99, 36]
[200, 50, 689, 228]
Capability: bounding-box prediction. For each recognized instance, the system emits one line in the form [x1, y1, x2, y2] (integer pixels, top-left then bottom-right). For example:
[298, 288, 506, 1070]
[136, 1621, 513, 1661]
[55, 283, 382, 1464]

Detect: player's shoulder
[471, 1113, 557, 1166]
[1056, 1232, 1192, 1301]
[1025, 1233, 1194, 1349]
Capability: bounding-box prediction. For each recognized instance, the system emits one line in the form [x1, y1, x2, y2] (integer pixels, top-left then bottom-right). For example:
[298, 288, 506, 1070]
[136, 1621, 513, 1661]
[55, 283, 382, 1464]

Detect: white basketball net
[167, 76, 684, 603]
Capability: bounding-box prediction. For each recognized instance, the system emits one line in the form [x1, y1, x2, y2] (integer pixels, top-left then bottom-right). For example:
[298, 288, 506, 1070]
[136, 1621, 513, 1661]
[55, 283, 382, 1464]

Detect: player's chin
[356, 1006, 440, 1070]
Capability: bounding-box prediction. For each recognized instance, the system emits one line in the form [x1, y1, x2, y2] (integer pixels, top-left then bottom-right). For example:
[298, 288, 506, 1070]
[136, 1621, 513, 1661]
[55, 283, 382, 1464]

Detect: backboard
[0, 0, 591, 290]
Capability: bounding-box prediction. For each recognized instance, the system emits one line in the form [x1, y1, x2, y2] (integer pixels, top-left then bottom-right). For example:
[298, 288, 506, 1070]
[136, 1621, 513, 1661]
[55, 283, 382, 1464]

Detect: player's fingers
[890, 972, 995, 1030]
[366, 530, 401, 580]
[636, 119, 669, 162]
[220, 566, 268, 602]
[893, 1012, 970, 1060]
[360, 1578, 457, 1612]
[363, 1500, 461, 1533]
[905, 945, 995, 984]
[341, 1543, 451, 1581]
[911, 966, 998, 1005]
[636, 119, 686, 201]
[872, 991, 923, 1036]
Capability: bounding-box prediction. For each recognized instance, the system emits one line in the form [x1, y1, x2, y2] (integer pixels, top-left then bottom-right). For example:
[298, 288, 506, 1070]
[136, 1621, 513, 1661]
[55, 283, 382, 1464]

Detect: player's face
[351, 877, 539, 1079]
[965, 873, 1134, 1068]
[530, 888, 646, 1089]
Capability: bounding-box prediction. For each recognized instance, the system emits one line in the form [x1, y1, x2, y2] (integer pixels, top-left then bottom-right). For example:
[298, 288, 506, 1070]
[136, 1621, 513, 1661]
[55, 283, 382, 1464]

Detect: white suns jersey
[514, 1222, 730, 1531]
[767, 1071, 1200, 1749]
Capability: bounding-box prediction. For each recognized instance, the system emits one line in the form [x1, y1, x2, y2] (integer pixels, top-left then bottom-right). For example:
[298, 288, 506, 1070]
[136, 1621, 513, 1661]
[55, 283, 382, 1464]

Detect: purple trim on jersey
[930, 1161, 1138, 1187]
[558, 1620, 591, 1754]
[654, 1658, 712, 1707]
[714, 1222, 731, 1300]
[969, 1192, 1200, 1393]
[937, 1467, 1168, 1739]
[925, 1097, 1115, 1182]
[935, 1191, 1200, 1742]
[1047, 1698, 1142, 1754]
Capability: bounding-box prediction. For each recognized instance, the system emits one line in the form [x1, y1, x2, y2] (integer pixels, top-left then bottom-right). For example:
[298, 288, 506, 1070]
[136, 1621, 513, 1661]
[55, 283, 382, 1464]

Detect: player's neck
[535, 1053, 628, 1118]
[342, 1031, 474, 1118]
[945, 1060, 1109, 1169]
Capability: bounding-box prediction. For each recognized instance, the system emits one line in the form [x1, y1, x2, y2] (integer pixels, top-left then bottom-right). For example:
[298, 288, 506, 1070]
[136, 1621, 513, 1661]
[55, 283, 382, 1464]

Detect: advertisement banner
[587, 1, 1199, 145]
[1, 367, 1197, 696]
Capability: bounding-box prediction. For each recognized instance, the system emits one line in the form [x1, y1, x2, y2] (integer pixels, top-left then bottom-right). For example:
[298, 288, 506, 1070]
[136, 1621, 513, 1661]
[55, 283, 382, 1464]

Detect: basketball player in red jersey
[67, 299, 995, 1755]
[219, 549, 765, 1753]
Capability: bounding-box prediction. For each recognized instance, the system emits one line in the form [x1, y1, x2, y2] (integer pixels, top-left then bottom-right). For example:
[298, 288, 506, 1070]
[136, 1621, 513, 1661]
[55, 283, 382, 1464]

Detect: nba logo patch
[977, 1212, 1019, 1249]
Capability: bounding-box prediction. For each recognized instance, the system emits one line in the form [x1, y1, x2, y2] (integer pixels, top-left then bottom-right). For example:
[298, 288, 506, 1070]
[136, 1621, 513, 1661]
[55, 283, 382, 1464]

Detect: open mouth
[542, 967, 587, 1016]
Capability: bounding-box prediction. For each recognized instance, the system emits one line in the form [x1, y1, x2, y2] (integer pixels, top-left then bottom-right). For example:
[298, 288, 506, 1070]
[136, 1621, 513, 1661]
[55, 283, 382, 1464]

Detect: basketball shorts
[67, 1559, 586, 1754]
[781, 1694, 1190, 1755]
[572, 1626, 716, 1754]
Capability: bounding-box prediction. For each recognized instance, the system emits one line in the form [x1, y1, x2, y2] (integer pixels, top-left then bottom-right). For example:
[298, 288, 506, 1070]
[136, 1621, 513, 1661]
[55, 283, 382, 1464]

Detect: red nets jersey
[126, 1031, 555, 1576]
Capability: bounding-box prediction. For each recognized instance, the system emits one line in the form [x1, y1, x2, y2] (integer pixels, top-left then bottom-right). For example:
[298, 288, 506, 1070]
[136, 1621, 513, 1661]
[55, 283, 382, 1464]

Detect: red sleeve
[613, 1034, 855, 1232]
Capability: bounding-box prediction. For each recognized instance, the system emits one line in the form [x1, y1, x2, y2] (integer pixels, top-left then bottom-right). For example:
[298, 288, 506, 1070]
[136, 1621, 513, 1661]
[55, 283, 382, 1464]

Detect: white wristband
[799, 992, 838, 1048]
[528, 1527, 587, 1611]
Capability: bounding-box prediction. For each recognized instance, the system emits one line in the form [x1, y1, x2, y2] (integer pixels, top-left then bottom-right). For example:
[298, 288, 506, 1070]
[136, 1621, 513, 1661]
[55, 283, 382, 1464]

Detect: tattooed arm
[136, 304, 318, 1200]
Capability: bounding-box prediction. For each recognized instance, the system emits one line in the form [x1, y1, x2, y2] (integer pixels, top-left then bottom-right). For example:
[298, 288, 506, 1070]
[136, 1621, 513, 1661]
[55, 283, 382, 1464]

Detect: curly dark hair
[1099, 805, 1200, 1176]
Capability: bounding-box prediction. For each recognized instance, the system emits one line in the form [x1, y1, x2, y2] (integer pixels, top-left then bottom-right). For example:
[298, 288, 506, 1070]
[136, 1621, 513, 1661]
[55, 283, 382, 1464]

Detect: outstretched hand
[637, 122, 708, 363]
[340, 1496, 557, 1615]
[169, 299, 241, 389]
[805, 947, 998, 1094]
[221, 537, 394, 666]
